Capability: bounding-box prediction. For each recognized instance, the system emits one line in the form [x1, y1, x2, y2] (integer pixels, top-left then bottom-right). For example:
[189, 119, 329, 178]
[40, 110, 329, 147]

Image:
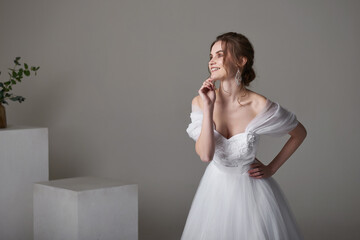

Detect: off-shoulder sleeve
[186, 104, 203, 141]
[247, 100, 299, 137]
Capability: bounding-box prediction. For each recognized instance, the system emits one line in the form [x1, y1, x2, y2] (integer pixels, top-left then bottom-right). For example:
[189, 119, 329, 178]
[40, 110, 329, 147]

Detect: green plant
[0, 57, 40, 105]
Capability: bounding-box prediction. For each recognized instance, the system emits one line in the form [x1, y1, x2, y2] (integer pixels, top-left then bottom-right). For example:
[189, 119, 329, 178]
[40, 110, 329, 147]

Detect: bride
[181, 32, 307, 240]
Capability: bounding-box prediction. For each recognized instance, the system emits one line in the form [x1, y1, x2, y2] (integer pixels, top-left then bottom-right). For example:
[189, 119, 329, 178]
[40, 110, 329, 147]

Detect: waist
[211, 158, 255, 175]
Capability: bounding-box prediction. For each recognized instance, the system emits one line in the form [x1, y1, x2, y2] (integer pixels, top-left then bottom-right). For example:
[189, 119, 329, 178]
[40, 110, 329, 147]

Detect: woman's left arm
[248, 121, 307, 179]
[268, 121, 307, 174]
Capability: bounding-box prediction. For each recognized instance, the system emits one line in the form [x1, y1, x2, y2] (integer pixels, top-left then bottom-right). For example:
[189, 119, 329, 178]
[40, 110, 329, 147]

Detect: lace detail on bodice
[213, 130, 258, 167]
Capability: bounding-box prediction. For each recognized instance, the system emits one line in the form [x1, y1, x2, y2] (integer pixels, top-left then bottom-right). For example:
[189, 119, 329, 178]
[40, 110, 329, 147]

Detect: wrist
[203, 104, 214, 113]
[268, 163, 278, 175]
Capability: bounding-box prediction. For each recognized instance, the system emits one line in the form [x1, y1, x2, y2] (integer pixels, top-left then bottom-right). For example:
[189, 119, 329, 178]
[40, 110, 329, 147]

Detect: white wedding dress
[181, 98, 304, 240]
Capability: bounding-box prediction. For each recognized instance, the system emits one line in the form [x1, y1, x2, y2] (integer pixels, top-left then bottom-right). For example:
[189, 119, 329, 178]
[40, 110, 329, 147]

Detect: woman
[182, 32, 307, 240]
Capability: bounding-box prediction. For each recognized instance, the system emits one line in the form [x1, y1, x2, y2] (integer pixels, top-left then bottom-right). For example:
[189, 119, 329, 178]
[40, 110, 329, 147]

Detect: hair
[210, 32, 256, 105]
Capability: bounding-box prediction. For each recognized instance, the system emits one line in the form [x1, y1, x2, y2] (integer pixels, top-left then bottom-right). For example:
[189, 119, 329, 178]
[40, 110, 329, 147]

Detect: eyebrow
[209, 50, 224, 57]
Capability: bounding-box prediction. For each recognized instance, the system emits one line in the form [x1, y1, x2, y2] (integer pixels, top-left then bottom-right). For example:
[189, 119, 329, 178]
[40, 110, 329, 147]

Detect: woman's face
[209, 41, 228, 80]
[209, 41, 231, 80]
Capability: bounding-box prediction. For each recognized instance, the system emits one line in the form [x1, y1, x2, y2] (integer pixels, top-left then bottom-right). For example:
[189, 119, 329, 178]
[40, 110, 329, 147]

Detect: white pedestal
[0, 126, 49, 240]
[34, 177, 138, 240]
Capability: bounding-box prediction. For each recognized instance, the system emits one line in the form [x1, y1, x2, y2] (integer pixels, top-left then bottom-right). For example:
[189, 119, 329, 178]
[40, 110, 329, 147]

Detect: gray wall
[1, 0, 359, 239]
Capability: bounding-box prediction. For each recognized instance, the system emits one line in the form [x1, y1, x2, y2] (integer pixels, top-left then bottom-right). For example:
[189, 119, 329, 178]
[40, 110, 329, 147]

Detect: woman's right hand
[198, 77, 216, 107]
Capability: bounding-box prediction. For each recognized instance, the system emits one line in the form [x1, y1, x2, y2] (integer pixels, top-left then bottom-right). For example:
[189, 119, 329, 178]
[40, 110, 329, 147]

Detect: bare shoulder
[192, 95, 203, 109]
[247, 90, 268, 113]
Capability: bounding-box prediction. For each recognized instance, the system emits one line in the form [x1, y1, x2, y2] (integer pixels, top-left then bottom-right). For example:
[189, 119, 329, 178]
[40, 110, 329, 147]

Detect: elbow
[290, 122, 307, 141]
[195, 149, 212, 162]
[300, 124, 307, 140]
[200, 157, 212, 163]
[200, 153, 213, 162]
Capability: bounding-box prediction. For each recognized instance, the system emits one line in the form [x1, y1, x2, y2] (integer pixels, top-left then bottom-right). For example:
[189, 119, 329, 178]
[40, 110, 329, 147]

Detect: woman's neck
[216, 78, 248, 104]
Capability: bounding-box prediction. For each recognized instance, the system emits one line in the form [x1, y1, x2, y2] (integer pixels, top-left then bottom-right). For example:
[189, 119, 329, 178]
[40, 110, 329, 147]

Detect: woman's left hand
[248, 158, 275, 179]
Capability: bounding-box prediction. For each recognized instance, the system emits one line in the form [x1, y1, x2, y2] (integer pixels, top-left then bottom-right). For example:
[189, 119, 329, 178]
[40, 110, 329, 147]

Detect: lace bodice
[186, 98, 299, 170]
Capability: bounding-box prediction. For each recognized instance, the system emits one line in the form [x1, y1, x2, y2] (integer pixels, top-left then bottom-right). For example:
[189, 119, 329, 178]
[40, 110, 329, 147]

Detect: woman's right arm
[193, 78, 216, 162]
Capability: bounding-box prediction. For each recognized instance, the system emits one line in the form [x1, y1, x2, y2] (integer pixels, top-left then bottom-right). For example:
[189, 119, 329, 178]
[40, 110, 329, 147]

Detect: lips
[211, 67, 220, 72]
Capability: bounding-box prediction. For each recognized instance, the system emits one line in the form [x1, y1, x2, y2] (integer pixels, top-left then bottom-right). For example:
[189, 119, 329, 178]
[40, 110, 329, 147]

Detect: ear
[240, 57, 248, 67]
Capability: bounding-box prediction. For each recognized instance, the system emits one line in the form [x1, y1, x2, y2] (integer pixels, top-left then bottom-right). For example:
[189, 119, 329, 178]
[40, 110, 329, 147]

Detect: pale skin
[193, 40, 307, 179]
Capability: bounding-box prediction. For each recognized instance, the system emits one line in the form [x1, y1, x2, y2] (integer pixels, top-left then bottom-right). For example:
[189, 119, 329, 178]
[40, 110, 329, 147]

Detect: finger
[250, 175, 264, 178]
[250, 171, 263, 177]
[200, 86, 209, 93]
[249, 168, 262, 174]
[204, 83, 214, 91]
[205, 80, 214, 88]
[248, 168, 257, 173]
[205, 79, 215, 85]
[203, 85, 212, 91]
[200, 84, 207, 90]
[250, 163, 261, 168]
[250, 172, 264, 177]
[205, 81, 212, 87]
[202, 82, 211, 87]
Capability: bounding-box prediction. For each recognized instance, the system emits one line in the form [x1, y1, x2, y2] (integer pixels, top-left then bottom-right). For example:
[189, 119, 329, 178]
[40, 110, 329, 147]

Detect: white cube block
[34, 177, 138, 240]
[0, 126, 48, 240]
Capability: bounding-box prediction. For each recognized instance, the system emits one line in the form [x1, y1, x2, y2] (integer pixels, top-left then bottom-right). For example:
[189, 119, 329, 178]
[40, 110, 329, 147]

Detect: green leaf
[14, 57, 21, 66]
[4, 81, 11, 86]
[31, 66, 36, 71]
[2, 100, 8, 105]
[9, 86, 12, 90]
[11, 80, 16, 84]
[0, 82, 3, 88]
[10, 96, 25, 103]
[24, 63, 28, 69]
[24, 70, 30, 76]
[10, 96, 19, 101]
[36, 66, 40, 70]
[12, 71, 17, 77]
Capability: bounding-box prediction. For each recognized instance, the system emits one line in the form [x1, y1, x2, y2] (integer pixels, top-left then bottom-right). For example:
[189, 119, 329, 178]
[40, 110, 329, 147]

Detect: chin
[211, 75, 224, 81]
[210, 73, 221, 80]
[211, 71, 226, 80]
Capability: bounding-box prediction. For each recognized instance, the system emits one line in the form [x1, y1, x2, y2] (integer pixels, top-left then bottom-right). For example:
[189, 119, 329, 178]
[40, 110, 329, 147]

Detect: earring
[235, 69, 242, 86]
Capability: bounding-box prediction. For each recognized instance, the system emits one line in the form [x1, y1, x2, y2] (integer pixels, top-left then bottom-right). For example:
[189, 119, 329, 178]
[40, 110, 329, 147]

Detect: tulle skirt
[181, 160, 304, 240]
